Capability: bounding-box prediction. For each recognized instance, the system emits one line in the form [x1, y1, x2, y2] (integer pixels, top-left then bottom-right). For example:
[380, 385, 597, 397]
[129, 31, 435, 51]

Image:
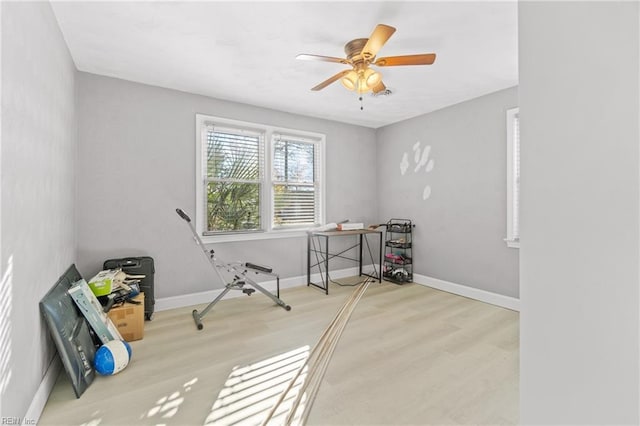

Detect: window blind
[513, 113, 520, 240]
[204, 125, 264, 233]
[206, 125, 264, 181]
[272, 137, 319, 227]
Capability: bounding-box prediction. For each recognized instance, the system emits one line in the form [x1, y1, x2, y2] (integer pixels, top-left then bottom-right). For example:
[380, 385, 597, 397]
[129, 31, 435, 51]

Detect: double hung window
[272, 135, 320, 227]
[195, 114, 325, 242]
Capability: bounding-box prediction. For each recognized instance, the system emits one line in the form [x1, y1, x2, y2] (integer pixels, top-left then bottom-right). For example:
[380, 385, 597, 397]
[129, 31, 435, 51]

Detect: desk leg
[307, 233, 311, 287]
[359, 234, 363, 277]
[378, 231, 383, 282]
[324, 235, 329, 295]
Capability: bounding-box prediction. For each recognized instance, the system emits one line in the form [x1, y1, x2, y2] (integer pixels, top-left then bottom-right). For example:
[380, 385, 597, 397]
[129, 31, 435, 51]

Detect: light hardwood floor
[38, 279, 519, 425]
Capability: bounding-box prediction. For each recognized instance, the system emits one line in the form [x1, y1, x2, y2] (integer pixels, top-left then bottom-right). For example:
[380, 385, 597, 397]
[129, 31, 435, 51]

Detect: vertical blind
[513, 113, 520, 240]
[272, 136, 319, 227]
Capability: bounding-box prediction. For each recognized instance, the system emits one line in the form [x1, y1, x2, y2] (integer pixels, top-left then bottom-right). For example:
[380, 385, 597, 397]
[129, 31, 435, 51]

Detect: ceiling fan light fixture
[298, 23, 436, 99]
[356, 76, 370, 94]
[364, 68, 382, 88]
[340, 70, 358, 91]
[353, 69, 381, 94]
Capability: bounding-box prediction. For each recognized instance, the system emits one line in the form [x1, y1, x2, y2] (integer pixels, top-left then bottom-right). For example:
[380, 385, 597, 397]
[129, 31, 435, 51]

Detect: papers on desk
[310, 221, 367, 232]
[337, 222, 364, 231]
[310, 222, 338, 232]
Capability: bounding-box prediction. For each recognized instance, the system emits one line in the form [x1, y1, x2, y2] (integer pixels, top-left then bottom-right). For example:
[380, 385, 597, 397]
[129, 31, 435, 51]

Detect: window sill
[505, 239, 520, 249]
[200, 229, 309, 244]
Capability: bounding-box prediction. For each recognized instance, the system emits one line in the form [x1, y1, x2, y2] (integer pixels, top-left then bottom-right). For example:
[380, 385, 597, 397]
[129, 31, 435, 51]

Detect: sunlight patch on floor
[0, 255, 14, 410]
[205, 346, 310, 426]
[142, 377, 198, 422]
[79, 409, 103, 426]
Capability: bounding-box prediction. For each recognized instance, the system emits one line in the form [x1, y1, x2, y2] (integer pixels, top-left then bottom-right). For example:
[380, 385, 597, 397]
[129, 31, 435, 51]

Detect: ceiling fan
[297, 24, 436, 95]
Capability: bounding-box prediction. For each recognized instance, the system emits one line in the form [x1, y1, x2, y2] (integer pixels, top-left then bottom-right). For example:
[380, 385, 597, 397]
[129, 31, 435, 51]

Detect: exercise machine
[175, 208, 291, 330]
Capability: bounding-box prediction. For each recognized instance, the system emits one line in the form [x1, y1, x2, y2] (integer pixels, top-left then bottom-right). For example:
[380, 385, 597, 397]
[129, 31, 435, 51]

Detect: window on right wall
[506, 107, 520, 248]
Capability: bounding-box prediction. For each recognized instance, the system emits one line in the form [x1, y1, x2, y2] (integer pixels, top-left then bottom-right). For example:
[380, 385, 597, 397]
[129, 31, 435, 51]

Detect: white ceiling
[50, 1, 518, 129]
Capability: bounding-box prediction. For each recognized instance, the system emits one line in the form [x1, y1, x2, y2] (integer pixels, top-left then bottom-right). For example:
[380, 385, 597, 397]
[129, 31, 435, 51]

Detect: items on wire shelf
[382, 218, 414, 284]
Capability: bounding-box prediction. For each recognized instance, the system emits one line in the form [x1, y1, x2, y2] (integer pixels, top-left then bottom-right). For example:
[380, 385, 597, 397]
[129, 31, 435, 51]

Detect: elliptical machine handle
[176, 208, 191, 223]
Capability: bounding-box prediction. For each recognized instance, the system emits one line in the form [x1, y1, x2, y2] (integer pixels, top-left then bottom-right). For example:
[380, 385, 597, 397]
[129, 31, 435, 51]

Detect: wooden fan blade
[296, 54, 349, 64]
[372, 81, 387, 94]
[375, 53, 436, 67]
[311, 70, 351, 91]
[361, 24, 396, 59]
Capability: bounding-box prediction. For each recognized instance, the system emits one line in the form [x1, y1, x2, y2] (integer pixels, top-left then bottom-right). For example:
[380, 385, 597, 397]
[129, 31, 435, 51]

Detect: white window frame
[195, 114, 326, 243]
[505, 107, 520, 249]
[270, 133, 324, 231]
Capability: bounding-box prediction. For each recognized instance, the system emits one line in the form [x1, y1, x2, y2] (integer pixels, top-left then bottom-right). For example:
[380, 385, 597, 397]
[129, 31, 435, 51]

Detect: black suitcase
[103, 256, 155, 321]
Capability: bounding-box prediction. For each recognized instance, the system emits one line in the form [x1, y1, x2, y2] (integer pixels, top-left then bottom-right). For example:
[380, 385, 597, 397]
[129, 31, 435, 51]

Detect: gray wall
[519, 1, 639, 423]
[76, 73, 377, 298]
[376, 87, 519, 298]
[1, 1, 77, 419]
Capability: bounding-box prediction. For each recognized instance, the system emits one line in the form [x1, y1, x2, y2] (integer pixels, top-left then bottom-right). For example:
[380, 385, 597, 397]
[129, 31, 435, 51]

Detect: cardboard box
[107, 293, 144, 342]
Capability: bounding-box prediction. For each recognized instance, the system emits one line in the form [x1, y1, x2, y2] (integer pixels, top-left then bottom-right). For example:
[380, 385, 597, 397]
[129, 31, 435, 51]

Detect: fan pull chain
[359, 95, 364, 111]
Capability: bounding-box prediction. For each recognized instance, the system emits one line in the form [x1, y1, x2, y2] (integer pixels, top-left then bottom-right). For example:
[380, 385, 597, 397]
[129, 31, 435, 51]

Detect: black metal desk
[307, 229, 383, 294]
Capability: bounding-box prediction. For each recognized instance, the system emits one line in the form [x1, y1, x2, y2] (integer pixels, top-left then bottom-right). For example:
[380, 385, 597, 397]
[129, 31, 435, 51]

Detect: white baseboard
[155, 268, 519, 312]
[413, 274, 520, 312]
[27, 355, 61, 423]
[155, 267, 360, 311]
